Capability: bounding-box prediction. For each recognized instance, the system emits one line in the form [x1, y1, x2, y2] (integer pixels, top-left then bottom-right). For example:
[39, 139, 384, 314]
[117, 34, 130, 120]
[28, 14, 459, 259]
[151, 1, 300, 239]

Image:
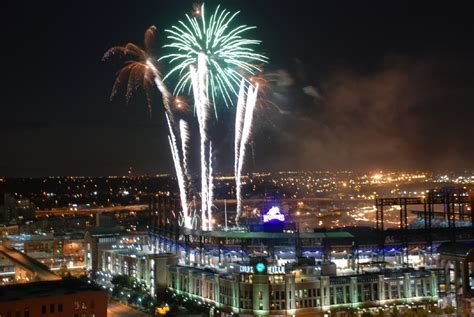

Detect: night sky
[3, 1, 474, 176]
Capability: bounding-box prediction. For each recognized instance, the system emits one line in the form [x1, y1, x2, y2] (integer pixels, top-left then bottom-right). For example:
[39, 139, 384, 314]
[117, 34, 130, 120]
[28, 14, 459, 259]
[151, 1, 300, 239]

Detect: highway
[36, 204, 149, 217]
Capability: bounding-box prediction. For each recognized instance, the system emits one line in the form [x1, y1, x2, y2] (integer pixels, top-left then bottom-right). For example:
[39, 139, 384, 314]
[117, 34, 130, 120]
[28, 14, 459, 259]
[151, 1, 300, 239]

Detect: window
[58, 303, 63, 313]
[24, 309, 29, 317]
[363, 284, 371, 301]
[336, 286, 344, 304]
[399, 280, 405, 298]
[15, 311, 19, 317]
[50, 304, 55, 313]
[41, 306, 46, 314]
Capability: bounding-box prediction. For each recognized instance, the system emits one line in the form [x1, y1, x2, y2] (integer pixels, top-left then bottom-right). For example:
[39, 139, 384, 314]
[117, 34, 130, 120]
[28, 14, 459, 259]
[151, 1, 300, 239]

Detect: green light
[255, 262, 266, 273]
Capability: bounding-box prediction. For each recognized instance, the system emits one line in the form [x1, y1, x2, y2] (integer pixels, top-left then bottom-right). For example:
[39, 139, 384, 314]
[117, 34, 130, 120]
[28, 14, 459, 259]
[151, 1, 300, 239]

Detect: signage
[240, 264, 284, 275]
[268, 266, 285, 274]
[255, 262, 266, 273]
[240, 265, 254, 273]
[263, 206, 285, 223]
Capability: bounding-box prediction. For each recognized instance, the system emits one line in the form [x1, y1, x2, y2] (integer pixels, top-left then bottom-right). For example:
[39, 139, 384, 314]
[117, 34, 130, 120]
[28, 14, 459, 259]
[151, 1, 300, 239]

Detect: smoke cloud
[255, 54, 474, 171]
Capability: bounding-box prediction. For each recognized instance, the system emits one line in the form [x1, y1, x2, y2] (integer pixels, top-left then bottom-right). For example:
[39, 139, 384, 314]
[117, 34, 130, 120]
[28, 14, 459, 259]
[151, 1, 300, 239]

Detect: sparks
[166, 114, 191, 229]
[235, 82, 259, 223]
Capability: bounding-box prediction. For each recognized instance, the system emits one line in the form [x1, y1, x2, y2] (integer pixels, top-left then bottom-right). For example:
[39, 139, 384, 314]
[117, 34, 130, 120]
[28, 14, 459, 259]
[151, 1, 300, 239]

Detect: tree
[443, 305, 455, 317]
[111, 275, 133, 288]
[391, 307, 400, 317]
[432, 306, 443, 316]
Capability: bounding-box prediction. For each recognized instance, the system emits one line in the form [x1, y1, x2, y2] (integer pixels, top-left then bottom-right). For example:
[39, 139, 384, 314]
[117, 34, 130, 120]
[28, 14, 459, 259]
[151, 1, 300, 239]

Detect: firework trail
[190, 62, 210, 230]
[234, 80, 247, 177]
[207, 141, 214, 230]
[179, 120, 190, 180]
[235, 83, 259, 224]
[166, 114, 191, 228]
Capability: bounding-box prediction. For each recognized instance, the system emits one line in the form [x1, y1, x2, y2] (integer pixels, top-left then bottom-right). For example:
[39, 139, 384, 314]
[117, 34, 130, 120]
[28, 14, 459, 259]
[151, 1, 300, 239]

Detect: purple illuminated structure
[262, 206, 285, 223]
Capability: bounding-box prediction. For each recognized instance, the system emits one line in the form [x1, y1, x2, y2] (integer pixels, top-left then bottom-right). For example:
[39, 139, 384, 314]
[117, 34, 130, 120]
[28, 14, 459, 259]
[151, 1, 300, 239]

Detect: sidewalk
[107, 301, 151, 317]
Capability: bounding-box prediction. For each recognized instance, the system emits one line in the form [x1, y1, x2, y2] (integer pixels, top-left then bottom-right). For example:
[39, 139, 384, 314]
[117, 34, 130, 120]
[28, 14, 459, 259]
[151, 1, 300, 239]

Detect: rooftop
[438, 242, 474, 258]
[0, 245, 60, 281]
[182, 229, 353, 239]
[0, 278, 103, 302]
[86, 226, 123, 236]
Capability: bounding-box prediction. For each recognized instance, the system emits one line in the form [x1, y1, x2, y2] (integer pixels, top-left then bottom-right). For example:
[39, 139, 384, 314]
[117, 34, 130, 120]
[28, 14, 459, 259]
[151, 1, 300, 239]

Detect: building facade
[167, 263, 438, 317]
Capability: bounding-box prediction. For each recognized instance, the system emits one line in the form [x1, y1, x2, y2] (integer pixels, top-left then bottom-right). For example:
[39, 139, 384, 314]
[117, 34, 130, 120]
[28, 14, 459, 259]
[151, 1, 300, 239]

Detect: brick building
[0, 278, 107, 317]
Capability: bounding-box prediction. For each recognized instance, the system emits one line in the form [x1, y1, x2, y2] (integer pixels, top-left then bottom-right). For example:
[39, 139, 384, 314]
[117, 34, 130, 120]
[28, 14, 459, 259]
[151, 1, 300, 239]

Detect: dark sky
[3, 1, 474, 176]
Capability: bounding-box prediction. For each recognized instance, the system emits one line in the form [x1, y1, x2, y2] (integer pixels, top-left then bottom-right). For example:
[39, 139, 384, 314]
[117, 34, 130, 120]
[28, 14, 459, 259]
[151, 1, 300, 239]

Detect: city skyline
[3, 1, 474, 176]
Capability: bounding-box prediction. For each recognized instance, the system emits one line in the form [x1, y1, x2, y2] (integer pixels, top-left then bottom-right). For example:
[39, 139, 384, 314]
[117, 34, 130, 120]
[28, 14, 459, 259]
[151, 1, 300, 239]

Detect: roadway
[213, 197, 369, 205]
[34, 197, 370, 218]
[107, 301, 150, 317]
[36, 204, 149, 217]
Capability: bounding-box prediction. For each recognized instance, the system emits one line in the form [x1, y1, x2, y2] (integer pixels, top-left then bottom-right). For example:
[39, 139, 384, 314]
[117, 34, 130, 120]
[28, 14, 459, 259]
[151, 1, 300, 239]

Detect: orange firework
[250, 71, 284, 113]
[192, 3, 202, 16]
[103, 26, 161, 114]
[172, 96, 190, 112]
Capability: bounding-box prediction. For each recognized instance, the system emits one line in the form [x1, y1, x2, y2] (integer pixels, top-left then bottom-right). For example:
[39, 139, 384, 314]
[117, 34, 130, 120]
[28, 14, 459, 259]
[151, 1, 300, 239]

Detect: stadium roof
[183, 230, 353, 239]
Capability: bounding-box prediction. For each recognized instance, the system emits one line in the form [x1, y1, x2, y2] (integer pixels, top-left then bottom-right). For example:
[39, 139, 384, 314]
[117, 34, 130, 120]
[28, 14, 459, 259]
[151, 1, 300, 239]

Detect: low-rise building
[84, 227, 122, 272]
[101, 246, 176, 296]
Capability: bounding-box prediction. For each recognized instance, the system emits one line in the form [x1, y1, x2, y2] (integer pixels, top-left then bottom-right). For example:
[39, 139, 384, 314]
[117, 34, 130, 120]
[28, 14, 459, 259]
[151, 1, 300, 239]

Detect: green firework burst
[161, 3, 268, 114]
